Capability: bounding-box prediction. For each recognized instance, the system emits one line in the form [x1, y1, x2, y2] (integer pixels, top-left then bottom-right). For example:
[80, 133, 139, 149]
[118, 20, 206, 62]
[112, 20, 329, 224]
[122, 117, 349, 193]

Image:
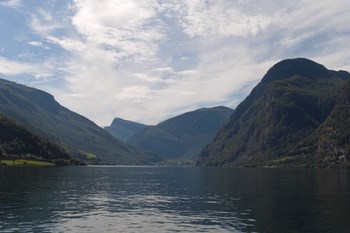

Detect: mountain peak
[195, 106, 233, 112]
[110, 117, 147, 128]
[105, 117, 147, 143]
[198, 59, 350, 167]
[261, 58, 329, 84]
[0, 77, 159, 165]
[125, 106, 233, 160]
[111, 117, 130, 126]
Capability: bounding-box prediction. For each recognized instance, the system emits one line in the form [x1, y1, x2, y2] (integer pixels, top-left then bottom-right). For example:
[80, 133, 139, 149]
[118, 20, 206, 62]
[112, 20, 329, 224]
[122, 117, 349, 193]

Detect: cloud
[0, 56, 43, 76]
[30, 8, 66, 36]
[0, 0, 21, 8]
[28, 41, 50, 49]
[172, 1, 274, 38]
[4, 0, 350, 126]
[53, 0, 350, 125]
[46, 36, 85, 52]
[71, 0, 166, 63]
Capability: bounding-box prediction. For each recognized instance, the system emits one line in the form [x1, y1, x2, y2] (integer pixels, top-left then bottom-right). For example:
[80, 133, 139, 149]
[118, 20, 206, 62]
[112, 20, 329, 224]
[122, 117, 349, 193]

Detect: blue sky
[1, 0, 350, 126]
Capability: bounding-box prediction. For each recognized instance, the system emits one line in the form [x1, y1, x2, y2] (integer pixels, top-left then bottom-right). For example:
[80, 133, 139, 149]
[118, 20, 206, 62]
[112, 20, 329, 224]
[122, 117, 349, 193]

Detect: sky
[0, 0, 350, 126]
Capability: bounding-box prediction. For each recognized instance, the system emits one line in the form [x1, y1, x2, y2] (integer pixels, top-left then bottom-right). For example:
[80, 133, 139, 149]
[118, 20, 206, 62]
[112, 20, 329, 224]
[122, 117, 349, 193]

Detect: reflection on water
[0, 166, 350, 232]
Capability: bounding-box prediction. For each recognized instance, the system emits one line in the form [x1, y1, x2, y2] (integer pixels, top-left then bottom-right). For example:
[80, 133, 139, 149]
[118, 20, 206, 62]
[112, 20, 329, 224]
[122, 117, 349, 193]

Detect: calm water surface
[0, 166, 349, 233]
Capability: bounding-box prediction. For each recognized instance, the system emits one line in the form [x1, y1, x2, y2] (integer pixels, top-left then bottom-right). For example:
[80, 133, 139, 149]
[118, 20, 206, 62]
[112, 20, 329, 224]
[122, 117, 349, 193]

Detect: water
[0, 166, 349, 233]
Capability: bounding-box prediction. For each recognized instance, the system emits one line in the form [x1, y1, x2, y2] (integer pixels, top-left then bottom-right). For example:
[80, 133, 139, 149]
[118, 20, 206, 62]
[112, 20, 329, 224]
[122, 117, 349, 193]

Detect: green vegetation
[0, 114, 82, 166]
[294, 81, 350, 168]
[0, 159, 55, 166]
[126, 106, 233, 160]
[198, 58, 350, 168]
[156, 160, 196, 167]
[0, 78, 160, 165]
[70, 149, 100, 164]
[83, 151, 97, 159]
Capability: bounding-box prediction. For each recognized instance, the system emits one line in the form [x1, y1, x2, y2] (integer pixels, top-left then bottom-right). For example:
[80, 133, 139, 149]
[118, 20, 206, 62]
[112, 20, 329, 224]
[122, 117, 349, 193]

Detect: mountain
[296, 81, 350, 168]
[198, 58, 350, 167]
[127, 106, 233, 160]
[104, 118, 147, 142]
[0, 114, 80, 165]
[0, 77, 160, 165]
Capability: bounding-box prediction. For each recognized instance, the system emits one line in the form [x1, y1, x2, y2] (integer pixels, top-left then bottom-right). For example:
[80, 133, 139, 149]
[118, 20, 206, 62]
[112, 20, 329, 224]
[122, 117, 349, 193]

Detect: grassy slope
[0, 159, 55, 166]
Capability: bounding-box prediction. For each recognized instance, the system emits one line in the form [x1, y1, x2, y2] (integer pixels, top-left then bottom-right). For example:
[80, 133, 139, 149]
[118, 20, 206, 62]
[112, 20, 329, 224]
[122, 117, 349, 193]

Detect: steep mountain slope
[127, 106, 233, 160]
[0, 77, 160, 165]
[104, 118, 146, 142]
[198, 58, 350, 167]
[0, 114, 79, 165]
[296, 81, 350, 167]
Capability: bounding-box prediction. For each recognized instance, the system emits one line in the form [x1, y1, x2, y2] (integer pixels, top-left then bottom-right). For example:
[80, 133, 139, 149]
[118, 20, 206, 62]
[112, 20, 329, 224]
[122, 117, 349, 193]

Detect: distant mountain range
[2, 57, 350, 168]
[198, 58, 350, 168]
[0, 78, 160, 165]
[0, 114, 80, 165]
[104, 118, 147, 142]
[106, 106, 233, 160]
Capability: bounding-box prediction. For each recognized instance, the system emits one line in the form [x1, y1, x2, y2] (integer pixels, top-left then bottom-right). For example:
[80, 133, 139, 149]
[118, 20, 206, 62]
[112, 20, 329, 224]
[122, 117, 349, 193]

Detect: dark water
[0, 166, 350, 233]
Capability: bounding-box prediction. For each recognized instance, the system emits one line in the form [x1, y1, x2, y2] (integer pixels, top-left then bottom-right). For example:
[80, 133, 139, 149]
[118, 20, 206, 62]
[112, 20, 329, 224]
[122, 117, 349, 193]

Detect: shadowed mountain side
[127, 106, 233, 160]
[0, 77, 161, 165]
[198, 58, 350, 167]
[104, 118, 147, 142]
[0, 114, 81, 165]
[293, 81, 350, 167]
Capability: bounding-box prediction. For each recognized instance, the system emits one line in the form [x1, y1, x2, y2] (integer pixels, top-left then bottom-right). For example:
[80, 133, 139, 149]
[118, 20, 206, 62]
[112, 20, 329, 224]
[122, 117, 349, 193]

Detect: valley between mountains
[1, 58, 350, 168]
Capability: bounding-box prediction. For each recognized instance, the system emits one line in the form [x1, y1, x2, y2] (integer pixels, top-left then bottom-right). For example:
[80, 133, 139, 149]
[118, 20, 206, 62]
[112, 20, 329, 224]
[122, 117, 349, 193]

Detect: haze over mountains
[1, 58, 350, 167]
[105, 107, 233, 160]
[104, 118, 147, 143]
[0, 78, 160, 165]
[198, 58, 350, 168]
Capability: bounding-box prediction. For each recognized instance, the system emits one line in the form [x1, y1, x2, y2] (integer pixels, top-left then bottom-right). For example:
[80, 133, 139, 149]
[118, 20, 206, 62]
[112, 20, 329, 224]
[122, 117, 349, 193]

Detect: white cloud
[30, 8, 66, 36]
[54, 0, 350, 125]
[4, 0, 350, 126]
[176, 1, 274, 38]
[0, 56, 43, 76]
[46, 36, 85, 52]
[71, 0, 166, 63]
[28, 41, 43, 47]
[28, 41, 50, 49]
[0, 0, 21, 8]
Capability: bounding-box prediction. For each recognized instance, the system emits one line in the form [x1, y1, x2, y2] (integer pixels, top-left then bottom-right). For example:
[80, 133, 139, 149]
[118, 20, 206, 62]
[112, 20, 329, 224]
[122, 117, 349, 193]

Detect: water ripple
[43, 192, 254, 233]
[0, 166, 260, 233]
